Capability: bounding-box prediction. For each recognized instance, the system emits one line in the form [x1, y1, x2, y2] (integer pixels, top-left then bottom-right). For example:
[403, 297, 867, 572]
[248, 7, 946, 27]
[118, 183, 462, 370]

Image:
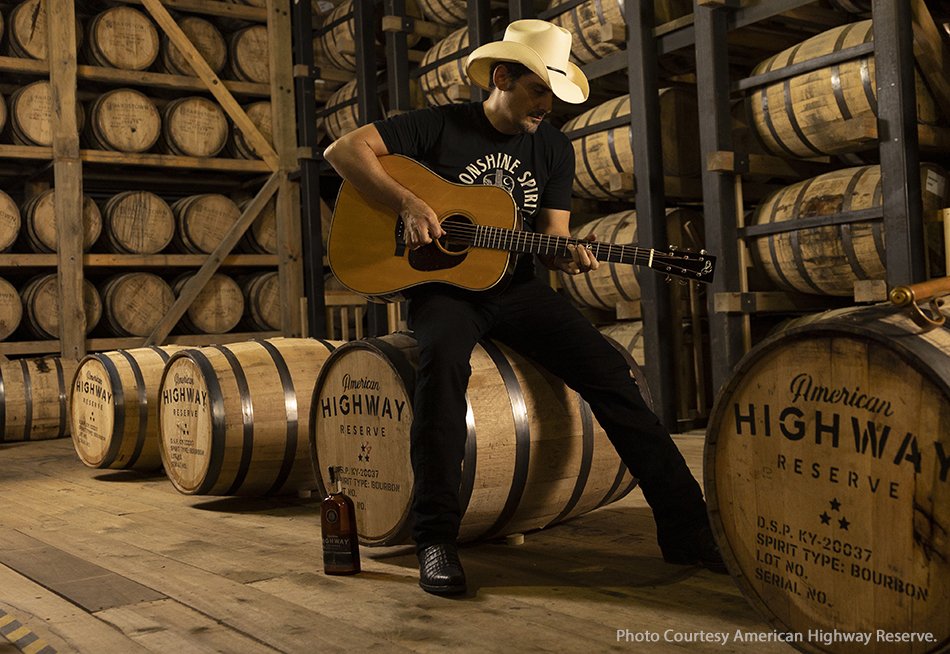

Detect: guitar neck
[471, 224, 654, 267]
[434, 217, 715, 282]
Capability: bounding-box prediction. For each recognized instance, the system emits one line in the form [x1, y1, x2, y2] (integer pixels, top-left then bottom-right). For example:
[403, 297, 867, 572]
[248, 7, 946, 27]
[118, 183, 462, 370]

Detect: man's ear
[491, 63, 509, 91]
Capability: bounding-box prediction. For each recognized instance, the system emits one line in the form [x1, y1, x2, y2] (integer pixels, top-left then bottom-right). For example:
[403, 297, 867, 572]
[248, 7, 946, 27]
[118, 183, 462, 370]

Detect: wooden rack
[0, 0, 304, 361]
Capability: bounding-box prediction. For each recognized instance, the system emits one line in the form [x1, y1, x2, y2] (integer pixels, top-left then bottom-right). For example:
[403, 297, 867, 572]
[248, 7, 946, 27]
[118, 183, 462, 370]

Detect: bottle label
[323, 535, 355, 568]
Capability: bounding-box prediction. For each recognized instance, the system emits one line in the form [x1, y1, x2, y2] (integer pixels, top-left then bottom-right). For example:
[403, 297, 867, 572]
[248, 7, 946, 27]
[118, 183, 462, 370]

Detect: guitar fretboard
[449, 223, 655, 267]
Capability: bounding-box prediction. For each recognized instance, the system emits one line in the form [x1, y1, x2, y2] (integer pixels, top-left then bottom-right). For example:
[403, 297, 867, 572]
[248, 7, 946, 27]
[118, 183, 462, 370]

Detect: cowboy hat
[466, 20, 589, 104]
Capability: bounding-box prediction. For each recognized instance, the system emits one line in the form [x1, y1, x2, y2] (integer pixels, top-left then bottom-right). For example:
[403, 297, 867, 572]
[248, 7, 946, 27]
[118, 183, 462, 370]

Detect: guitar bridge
[394, 219, 407, 257]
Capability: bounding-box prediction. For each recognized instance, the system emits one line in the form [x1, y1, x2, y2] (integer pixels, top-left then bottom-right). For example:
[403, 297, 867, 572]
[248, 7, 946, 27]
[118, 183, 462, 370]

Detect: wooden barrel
[0, 277, 23, 342]
[751, 163, 950, 296]
[159, 16, 227, 76]
[5, 0, 83, 60]
[6, 81, 85, 147]
[21, 189, 102, 254]
[747, 21, 941, 158]
[171, 272, 244, 335]
[310, 333, 639, 546]
[557, 208, 702, 311]
[558, 210, 641, 311]
[316, 0, 423, 73]
[0, 92, 6, 136]
[311, 35, 353, 93]
[70, 346, 185, 470]
[227, 101, 273, 160]
[598, 321, 645, 366]
[418, 26, 471, 106]
[240, 270, 281, 331]
[417, 0, 465, 26]
[20, 274, 102, 340]
[0, 189, 20, 253]
[547, 0, 692, 65]
[84, 88, 162, 153]
[85, 6, 159, 70]
[0, 356, 78, 442]
[319, 79, 360, 141]
[226, 25, 269, 84]
[237, 196, 277, 254]
[561, 88, 700, 200]
[101, 190, 175, 254]
[160, 97, 229, 158]
[706, 303, 950, 653]
[100, 273, 175, 337]
[171, 193, 240, 254]
[158, 338, 342, 496]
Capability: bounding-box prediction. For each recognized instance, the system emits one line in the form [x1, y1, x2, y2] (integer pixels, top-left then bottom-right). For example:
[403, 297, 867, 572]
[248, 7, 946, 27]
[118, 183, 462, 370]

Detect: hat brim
[466, 41, 589, 104]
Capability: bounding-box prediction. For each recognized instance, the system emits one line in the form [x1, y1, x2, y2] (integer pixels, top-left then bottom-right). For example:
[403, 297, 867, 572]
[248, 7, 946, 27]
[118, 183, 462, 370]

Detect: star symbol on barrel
[820, 512, 831, 525]
[830, 498, 841, 511]
[839, 517, 850, 530]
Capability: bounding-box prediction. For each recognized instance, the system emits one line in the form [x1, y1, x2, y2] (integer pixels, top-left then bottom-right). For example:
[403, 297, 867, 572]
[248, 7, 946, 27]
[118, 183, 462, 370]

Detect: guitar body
[328, 155, 521, 302]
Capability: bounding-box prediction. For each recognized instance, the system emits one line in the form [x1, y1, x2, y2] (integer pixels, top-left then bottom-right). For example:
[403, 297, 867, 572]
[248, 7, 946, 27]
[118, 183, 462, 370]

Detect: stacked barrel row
[2, 0, 270, 83]
[0, 81, 273, 160]
[0, 2, 274, 159]
[0, 189, 282, 342]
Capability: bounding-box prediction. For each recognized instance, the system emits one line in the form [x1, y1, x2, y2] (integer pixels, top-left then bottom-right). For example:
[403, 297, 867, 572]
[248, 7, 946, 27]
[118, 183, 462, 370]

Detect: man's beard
[520, 114, 545, 134]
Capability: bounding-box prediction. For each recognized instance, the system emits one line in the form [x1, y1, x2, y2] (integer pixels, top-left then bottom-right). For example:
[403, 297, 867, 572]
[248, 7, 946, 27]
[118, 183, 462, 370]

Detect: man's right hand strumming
[399, 195, 444, 250]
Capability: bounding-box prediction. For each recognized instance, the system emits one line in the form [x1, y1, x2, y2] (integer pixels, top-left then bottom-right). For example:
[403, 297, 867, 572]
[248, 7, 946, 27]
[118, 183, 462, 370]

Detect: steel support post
[695, 4, 746, 396]
[626, 0, 677, 430]
[291, 0, 327, 338]
[873, 0, 926, 286]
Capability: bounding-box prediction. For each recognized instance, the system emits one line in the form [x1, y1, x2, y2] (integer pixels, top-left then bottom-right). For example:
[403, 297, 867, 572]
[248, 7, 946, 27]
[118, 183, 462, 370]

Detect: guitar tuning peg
[665, 275, 672, 283]
[700, 249, 707, 255]
[668, 244, 678, 252]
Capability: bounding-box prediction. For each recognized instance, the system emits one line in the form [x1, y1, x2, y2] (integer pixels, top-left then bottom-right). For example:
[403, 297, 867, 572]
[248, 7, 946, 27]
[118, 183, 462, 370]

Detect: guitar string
[438, 222, 710, 277]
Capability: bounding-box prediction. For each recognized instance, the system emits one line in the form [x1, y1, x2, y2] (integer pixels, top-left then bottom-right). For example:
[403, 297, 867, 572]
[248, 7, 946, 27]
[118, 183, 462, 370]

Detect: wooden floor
[0, 432, 794, 654]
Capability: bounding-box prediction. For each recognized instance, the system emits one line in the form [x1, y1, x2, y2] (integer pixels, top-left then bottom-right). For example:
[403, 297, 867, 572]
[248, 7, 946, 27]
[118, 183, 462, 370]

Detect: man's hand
[557, 232, 599, 275]
[400, 195, 444, 249]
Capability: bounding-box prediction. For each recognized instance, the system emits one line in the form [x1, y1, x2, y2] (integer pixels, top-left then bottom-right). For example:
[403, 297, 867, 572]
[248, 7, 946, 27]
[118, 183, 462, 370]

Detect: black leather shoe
[417, 543, 467, 595]
[660, 525, 730, 575]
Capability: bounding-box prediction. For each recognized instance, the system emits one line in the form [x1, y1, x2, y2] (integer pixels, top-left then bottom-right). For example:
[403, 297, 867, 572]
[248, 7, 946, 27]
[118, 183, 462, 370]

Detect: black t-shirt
[374, 102, 574, 256]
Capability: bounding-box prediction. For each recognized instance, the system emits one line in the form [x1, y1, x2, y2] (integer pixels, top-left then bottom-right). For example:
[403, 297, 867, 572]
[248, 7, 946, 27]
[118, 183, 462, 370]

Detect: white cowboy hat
[466, 19, 589, 104]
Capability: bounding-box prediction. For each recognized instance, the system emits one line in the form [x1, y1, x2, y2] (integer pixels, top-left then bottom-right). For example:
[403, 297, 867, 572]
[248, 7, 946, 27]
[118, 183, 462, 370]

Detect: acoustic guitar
[327, 155, 715, 302]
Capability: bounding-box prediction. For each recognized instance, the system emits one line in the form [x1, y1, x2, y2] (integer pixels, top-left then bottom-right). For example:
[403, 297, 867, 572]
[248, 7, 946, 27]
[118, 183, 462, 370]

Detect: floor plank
[0, 436, 793, 653]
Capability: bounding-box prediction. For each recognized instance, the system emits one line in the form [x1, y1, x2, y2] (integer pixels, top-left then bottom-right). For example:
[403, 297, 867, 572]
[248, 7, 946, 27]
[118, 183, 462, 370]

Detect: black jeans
[407, 276, 708, 551]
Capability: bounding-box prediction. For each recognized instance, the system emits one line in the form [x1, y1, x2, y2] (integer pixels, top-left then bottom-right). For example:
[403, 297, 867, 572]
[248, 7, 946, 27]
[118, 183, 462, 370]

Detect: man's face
[500, 71, 554, 134]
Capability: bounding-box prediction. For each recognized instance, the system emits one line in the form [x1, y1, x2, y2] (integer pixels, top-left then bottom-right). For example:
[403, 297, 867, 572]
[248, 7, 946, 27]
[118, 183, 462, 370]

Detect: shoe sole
[419, 581, 467, 595]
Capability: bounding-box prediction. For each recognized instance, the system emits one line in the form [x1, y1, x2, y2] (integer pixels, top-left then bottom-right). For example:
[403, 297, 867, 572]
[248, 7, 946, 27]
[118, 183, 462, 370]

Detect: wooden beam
[47, 0, 85, 362]
[706, 150, 833, 178]
[140, 0, 280, 170]
[380, 16, 454, 40]
[269, 0, 304, 338]
[143, 173, 281, 346]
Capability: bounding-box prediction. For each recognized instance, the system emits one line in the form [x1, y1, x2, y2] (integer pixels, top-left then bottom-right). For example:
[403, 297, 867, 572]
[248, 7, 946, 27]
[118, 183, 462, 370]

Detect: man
[323, 19, 726, 596]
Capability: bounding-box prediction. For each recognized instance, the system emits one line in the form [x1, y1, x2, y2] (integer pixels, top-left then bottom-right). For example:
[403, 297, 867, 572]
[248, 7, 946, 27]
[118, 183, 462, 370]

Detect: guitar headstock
[650, 248, 716, 283]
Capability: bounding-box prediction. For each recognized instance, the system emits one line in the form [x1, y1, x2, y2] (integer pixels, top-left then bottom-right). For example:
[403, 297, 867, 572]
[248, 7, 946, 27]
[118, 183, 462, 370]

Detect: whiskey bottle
[321, 466, 360, 575]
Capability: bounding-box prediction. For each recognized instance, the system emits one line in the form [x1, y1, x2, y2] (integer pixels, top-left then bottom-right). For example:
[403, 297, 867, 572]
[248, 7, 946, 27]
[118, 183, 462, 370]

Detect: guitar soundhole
[408, 213, 474, 272]
[439, 214, 474, 253]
